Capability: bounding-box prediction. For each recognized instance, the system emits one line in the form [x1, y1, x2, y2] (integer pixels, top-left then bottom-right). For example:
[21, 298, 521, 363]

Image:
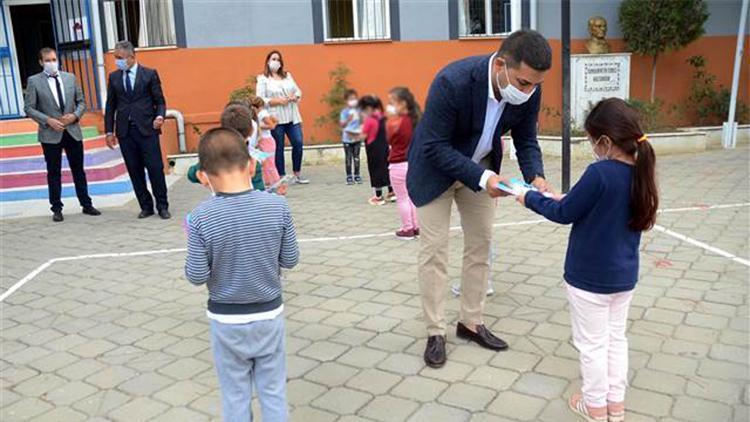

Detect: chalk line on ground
[653, 225, 750, 267]
[1, 203, 748, 302]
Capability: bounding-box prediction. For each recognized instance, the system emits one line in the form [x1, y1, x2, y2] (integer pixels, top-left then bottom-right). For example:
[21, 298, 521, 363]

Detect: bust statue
[586, 16, 611, 54]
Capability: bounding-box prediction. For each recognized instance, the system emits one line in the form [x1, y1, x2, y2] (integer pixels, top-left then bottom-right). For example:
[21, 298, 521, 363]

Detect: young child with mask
[187, 104, 266, 191]
[358, 95, 394, 205]
[186, 127, 299, 422]
[250, 96, 286, 194]
[386, 87, 421, 240]
[516, 98, 658, 422]
[340, 89, 363, 185]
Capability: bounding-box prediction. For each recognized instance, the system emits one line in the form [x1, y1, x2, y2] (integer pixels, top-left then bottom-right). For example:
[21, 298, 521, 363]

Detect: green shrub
[686, 55, 750, 126]
[315, 63, 352, 132]
[626, 99, 665, 132]
[228, 75, 257, 105]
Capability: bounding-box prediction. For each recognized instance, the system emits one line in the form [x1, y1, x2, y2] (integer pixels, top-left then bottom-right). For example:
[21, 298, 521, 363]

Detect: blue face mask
[115, 59, 129, 71]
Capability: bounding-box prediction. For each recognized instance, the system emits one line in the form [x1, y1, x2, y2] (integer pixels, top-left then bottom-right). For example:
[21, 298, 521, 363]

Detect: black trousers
[119, 123, 169, 212]
[343, 142, 361, 177]
[41, 130, 92, 212]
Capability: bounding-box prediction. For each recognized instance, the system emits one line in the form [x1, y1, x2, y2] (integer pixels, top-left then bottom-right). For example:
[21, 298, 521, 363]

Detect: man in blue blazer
[105, 40, 170, 219]
[407, 30, 554, 368]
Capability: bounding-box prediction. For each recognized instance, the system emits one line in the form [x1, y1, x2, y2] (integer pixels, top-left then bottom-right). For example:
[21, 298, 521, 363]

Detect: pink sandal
[608, 401, 625, 422]
[568, 393, 607, 422]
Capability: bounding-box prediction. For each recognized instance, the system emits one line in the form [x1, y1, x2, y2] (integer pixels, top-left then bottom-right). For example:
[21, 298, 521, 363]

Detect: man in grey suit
[24, 47, 100, 222]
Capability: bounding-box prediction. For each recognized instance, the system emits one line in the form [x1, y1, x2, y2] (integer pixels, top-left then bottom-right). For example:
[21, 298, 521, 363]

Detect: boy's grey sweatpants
[210, 316, 287, 422]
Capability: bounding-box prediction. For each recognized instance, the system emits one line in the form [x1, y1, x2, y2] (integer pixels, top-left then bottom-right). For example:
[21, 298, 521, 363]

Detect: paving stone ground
[1, 146, 748, 422]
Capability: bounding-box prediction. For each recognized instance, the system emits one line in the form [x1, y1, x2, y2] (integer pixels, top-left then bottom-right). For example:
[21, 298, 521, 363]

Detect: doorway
[10, 3, 54, 89]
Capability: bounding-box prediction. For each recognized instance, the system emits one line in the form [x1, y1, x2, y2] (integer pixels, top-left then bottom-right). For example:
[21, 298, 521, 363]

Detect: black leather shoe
[158, 209, 171, 220]
[52, 211, 64, 222]
[456, 322, 508, 351]
[82, 206, 101, 216]
[138, 209, 155, 219]
[424, 335, 447, 368]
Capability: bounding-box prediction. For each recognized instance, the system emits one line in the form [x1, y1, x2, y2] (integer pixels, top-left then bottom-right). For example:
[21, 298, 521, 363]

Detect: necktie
[125, 70, 133, 95]
[51, 74, 65, 111]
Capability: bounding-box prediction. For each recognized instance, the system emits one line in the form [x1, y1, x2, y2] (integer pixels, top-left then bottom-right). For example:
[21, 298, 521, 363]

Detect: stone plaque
[571, 53, 631, 128]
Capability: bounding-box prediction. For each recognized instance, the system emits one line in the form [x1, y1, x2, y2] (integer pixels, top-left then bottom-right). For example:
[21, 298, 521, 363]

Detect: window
[102, 0, 176, 49]
[458, 0, 516, 37]
[323, 0, 390, 42]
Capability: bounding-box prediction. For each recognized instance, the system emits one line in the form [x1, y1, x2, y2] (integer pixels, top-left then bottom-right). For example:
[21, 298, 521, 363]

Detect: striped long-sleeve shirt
[185, 189, 299, 318]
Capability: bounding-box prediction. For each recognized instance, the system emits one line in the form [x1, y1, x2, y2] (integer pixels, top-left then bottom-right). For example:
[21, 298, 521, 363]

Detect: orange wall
[104, 35, 749, 155]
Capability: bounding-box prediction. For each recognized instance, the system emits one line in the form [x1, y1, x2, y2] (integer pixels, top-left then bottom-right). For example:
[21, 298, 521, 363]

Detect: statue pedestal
[571, 53, 631, 128]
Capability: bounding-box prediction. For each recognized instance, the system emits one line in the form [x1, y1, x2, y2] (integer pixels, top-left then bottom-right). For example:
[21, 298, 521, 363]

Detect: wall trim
[448, 0, 458, 40]
[389, 0, 400, 41]
[173, 0, 187, 48]
[522, 0, 530, 29]
[311, 0, 324, 44]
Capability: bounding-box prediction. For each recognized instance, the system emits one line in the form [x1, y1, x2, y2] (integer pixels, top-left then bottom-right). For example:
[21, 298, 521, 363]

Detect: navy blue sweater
[525, 160, 641, 294]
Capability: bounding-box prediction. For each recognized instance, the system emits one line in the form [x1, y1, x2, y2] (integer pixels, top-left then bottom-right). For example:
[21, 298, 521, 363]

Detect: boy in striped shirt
[185, 127, 299, 421]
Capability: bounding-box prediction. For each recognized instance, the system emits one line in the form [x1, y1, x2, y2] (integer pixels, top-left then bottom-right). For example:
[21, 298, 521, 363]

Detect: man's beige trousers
[417, 181, 496, 336]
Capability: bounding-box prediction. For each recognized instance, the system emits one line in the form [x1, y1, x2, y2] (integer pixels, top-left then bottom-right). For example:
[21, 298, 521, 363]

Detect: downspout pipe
[166, 109, 186, 153]
[90, 0, 108, 113]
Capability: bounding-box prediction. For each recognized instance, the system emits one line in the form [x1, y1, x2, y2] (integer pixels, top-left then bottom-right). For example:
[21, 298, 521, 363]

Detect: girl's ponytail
[630, 136, 658, 231]
[585, 98, 659, 232]
[389, 87, 421, 129]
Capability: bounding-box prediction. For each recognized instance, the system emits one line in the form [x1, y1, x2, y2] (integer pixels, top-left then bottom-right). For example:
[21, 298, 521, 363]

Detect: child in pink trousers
[251, 96, 285, 194]
[385, 87, 420, 240]
[517, 98, 659, 422]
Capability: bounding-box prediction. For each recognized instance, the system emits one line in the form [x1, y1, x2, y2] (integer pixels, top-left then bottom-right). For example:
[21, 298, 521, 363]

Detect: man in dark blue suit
[407, 30, 553, 368]
[105, 40, 170, 219]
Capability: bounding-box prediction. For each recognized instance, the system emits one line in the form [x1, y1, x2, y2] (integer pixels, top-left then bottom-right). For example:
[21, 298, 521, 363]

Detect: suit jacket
[406, 55, 545, 207]
[23, 71, 86, 144]
[104, 65, 166, 139]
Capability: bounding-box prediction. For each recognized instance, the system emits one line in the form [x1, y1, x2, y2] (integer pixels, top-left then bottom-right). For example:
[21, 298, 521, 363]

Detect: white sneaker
[451, 282, 495, 297]
[293, 175, 310, 184]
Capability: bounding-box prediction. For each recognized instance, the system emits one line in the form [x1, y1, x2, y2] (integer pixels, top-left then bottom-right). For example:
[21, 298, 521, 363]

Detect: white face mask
[496, 62, 535, 105]
[347, 99, 358, 108]
[200, 171, 216, 196]
[386, 104, 397, 115]
[590, 137, 611, 161]
[43, 61, 59, 75]
[268, 60, 281, 72]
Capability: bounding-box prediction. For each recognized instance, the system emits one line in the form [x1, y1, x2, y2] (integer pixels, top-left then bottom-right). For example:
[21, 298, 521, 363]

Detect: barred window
[323, 0, 390, 42]
[103, 0, 176, 49]
[459, 0, 515, 37]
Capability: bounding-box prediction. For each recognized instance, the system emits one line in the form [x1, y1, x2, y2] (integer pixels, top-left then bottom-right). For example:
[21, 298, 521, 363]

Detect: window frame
[321, 0, 392, 43]
[102, 0, 177, 51]
[458, 0, 522, 39]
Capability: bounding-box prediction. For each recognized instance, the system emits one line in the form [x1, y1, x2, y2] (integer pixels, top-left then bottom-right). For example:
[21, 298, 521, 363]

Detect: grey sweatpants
[210, 316, 287, 422]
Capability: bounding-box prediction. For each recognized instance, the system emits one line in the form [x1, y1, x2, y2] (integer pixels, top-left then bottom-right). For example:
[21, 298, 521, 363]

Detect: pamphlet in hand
[497, 177, 556, 198]
[249, 147, 274, 163]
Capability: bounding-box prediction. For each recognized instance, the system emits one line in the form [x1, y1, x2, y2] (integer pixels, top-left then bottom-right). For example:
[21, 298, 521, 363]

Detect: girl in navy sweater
[518, 98, 658, 422]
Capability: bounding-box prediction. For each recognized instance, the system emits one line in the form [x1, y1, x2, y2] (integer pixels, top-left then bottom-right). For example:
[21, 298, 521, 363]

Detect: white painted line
[1, 202, 748, 302]
[0, 261, 54, 302]
[658, 203, 750, 213]
[298, 218, 548, 243]
[652, 224, 750, 267]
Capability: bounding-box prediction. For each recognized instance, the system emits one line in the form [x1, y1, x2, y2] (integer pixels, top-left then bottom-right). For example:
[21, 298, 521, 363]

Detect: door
[50, 0, 100, 112]
[10, 3, 55, 90]
[0, 4, 23, 119]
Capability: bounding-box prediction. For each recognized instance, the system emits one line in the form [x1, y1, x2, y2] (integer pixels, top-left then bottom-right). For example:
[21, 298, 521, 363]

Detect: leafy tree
[315, 63, 351, 133]
[228, 75, 257, 105]
[619, 0, 708, 102]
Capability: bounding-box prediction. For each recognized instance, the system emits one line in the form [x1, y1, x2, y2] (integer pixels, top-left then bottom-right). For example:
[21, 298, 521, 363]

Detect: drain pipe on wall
[89, 0, 108, 113]
[166, 109, 187, 153]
